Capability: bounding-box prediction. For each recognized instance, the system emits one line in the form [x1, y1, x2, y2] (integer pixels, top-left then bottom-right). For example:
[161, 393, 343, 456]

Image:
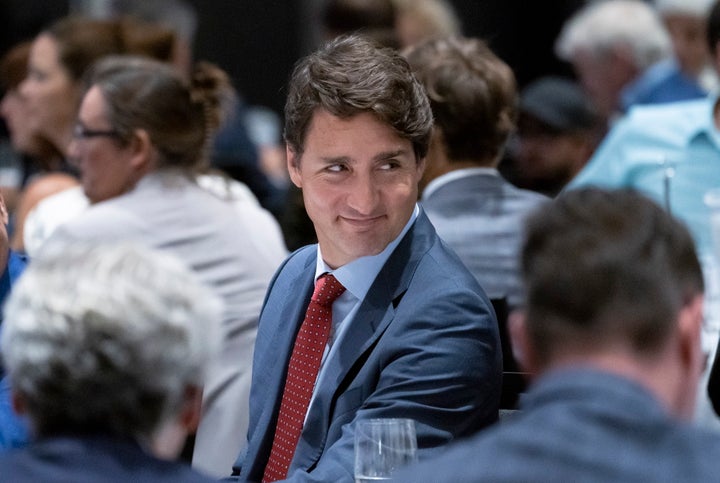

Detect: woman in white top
[43, 56, 288, 477]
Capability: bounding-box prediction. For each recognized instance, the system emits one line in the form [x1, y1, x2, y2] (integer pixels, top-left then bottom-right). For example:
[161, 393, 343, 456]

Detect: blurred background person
[319, 0, 398, 47]
[623, 0, 718, 108]
[501, 76, 603, 198]
[11, 15, 176, 254]
[43, 56, 287, 477]
[555, 0, 672, 128]
[395, 188, 712, 482]
[393, 0, 461, 49]
[0, 41, 62, 218]
[406, 36, 547, 310]
[0, 242, 222, 482]
[93, 0, 289, 218]
[566, 0, 720, 260]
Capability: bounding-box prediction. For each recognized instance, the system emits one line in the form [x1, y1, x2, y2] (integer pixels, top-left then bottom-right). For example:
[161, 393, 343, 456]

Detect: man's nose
[346, 173, 378, 214]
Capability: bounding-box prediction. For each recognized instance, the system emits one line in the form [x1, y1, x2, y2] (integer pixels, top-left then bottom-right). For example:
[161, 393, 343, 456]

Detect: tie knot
[312, 273, 346, 307]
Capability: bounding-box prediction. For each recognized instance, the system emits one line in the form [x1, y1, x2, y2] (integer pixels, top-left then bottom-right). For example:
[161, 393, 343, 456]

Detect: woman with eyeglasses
[10, 15, 175, 254]
[42, 55, 288, 477]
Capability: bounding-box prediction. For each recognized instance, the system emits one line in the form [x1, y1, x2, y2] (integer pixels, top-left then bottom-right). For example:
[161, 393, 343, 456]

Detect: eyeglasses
[73, 123, 120, 140]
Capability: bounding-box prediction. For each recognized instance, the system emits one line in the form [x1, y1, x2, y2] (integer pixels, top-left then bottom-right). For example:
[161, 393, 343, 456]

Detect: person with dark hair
[0, 41, 62, 216]
[41, 56, 287, 477]
[567, 0, 720, 259]
[395, 187, 715, 482]
[0, 242, 222, 482]
[11, 15, 177, 254]
[320, 0, 398, 47]
[230, 34, 501, 482]
[502, 76, 603, 197]
[405, 36, 547, 309]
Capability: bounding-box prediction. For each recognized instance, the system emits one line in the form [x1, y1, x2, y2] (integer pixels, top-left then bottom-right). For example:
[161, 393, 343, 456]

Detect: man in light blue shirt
[567, 0, 720, 258]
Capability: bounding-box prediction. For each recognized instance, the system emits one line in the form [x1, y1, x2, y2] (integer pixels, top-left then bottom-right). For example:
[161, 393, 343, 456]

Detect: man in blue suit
[231, 34, 502, 482]
[394, 188, 718, 482]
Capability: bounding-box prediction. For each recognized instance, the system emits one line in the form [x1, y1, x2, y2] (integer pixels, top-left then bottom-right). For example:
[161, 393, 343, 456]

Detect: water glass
[354, 418, 417, 482]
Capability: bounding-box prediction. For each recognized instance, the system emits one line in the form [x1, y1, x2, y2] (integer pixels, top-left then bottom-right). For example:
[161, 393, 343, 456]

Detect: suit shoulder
[274, 245, 315, 275]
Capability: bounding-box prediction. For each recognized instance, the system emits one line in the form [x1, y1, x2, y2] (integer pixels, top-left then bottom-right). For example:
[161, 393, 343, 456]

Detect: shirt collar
[422, 167, 499, 200]
[689, 94, 720, 145]
[314, 204, 419, 300]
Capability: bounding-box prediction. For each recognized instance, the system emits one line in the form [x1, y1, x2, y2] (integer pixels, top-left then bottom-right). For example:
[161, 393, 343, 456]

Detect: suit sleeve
[283, 268, 502, 482]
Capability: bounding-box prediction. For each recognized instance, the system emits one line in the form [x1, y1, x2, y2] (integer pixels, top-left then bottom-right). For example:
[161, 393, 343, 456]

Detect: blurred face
[19, 34, 79, 155]
[288, 109, 424, 269]
[514, 115, 591, 184]
[572, 49, 635, 119]
[664, 14, 709, 76]
[68, 86, 139, 204]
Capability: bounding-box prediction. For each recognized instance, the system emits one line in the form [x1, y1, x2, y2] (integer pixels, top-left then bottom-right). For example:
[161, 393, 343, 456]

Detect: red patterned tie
[262, 273, 346, 482]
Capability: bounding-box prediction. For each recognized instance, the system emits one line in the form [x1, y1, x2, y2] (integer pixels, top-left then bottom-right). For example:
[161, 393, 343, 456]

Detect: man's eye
[379, 161, 399, 170]
[326, 164, 345, 172]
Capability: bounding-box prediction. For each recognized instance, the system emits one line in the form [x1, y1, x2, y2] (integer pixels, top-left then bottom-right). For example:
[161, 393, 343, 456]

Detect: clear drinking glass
[354, 418, 417, 483]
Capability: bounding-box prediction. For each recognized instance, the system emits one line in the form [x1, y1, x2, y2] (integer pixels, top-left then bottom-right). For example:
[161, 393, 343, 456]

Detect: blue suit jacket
[233, 211, 502, 481]
[393, 369, 720, 482]
[0, 435, 216, 482]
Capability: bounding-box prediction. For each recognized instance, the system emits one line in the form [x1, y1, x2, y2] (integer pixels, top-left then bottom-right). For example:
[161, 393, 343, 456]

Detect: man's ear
[677, 294, 705, 377]
[179, 385, 203, 432]
[673, 293, 705, 419]
[287, 145, 302, 189]
[150, 385, 204, 460]
[509, 309, 538, 375]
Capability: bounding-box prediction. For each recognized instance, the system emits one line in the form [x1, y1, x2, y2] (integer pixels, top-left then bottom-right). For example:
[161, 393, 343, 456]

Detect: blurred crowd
[1, 0, 720, 482]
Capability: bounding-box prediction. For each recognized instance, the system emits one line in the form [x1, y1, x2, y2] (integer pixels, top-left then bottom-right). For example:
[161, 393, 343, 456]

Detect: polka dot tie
[262, 273, 346, 482]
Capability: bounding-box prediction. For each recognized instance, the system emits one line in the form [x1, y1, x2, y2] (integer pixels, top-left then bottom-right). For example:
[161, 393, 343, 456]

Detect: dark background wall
[0, 0, 586, 118]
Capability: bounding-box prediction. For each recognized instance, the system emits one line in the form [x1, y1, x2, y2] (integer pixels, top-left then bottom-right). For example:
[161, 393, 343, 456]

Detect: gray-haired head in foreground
[284, 34, 433, 161]
[521, 188, 703, 368]
[0, 242, 222, 440]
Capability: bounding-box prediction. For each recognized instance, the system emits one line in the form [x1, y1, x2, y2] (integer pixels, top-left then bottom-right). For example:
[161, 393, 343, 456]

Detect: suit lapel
[247, 250, 316, 478]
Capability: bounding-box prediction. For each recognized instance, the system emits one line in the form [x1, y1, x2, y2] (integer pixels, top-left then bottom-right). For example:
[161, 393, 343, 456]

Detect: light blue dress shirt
[567, 96, 720, 258]
[305, 204, 420, 414]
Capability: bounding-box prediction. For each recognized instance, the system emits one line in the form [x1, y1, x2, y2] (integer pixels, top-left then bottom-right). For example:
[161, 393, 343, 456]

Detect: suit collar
[291, 211, 438, 472]
[422, 167, 500, 200]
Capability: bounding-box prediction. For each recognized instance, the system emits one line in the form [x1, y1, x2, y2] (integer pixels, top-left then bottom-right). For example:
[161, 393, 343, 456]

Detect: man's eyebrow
[374, 149, 409, 161]
[319, 155, 351, 164]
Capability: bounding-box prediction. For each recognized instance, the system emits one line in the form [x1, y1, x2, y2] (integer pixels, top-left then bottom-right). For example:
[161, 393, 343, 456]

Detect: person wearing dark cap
[501, 76, 602, 198]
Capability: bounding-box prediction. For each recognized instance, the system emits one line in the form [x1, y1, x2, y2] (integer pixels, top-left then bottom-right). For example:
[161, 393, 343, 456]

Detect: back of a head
[45, 15, 176, 81]
[393, 0, 462, 48]
[405, 35, 516, 164]
[0, 41, 32, 92]
[556, 0, 671, 70]
[521, 188, 703, 368]
[86, 55, 235, 172]
[106, 0, 198, 44]
[284, 34, 433, 160]
[0, 242, 222, 439]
